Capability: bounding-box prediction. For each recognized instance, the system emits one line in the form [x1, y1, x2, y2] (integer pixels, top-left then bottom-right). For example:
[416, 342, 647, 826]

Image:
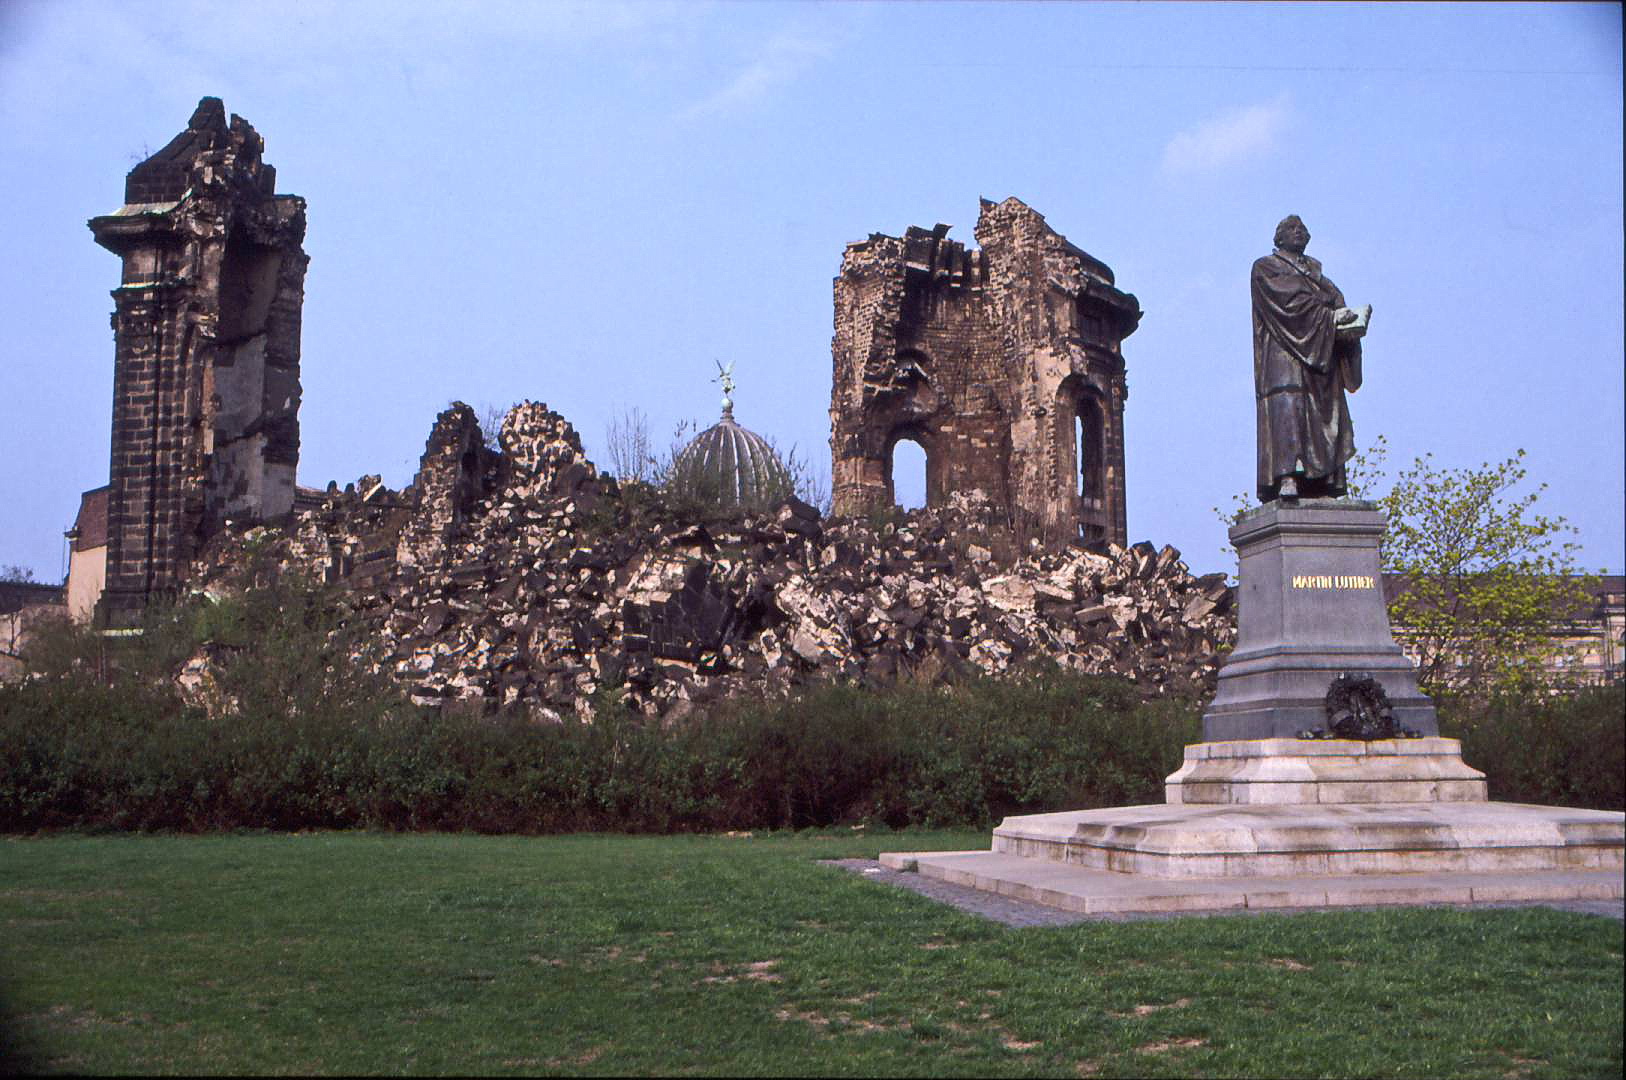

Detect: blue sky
[2, 1, 1621, 579]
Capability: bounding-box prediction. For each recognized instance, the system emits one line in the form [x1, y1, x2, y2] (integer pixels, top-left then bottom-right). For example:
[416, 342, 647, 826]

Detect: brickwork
[830, 198, 1139, 545]
[89, 98, 307, 627]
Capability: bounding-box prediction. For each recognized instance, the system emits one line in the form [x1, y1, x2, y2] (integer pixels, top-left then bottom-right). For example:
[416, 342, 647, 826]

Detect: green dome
[667, 406, 792, 510]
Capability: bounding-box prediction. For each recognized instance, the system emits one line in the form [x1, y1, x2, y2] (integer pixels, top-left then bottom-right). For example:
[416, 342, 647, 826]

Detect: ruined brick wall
[830, 198, 1139, 546]
[89, 98, 307, 627]
[395, 404, 497, 576]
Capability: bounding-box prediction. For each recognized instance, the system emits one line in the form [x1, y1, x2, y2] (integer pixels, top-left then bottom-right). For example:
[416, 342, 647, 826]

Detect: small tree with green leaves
[1379, 449, 1596, 698]
[1213, 439, 1599, 698]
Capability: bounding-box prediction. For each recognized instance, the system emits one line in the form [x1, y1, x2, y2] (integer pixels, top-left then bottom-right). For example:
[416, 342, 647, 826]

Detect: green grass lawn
[2, 831, 1620, 1077]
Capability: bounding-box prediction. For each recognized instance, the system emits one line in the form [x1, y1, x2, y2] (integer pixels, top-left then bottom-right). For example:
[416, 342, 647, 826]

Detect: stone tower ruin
[88, 98, 308, 627]
[829, 197, 1140, 545]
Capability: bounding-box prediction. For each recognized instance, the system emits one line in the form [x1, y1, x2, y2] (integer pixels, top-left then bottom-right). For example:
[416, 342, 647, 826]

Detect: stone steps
[879, 848, 1625, 916]
[989, 801, 1624, 879]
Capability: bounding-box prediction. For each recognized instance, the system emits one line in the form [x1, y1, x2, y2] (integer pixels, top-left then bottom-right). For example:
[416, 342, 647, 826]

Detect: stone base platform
[879, 733, 1624, 915]
[1165, 737, 1487, 805]
[880, 799, 1624, 915]
[988, 801, 1623, 878]
[877, 849, 1624, 916]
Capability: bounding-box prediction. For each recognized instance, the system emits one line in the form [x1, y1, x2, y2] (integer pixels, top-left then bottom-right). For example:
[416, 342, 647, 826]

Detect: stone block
[1166, 738, 1487, 805]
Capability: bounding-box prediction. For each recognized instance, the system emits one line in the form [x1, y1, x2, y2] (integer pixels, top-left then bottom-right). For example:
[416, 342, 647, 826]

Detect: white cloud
[679, 30, 830, 121]
[1161, 97, 1292, 176]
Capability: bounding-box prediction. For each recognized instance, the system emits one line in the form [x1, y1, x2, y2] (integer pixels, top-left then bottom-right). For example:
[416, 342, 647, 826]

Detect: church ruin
[88, 98, 308, 627]
[829, 197, 1140, 546]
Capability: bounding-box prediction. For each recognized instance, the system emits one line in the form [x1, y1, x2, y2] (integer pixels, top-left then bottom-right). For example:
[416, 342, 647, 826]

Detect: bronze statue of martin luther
[1251, 215, 1371, 502]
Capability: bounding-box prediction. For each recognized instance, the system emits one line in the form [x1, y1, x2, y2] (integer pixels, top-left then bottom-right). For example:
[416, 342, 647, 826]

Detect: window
[890, 437, 927, 509]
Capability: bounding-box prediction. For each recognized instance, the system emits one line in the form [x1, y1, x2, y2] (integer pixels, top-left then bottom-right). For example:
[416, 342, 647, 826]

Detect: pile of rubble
[196, 402, 1234, 719]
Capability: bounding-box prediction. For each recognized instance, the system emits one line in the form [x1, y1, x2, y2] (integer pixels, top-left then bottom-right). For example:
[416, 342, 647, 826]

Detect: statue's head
[1274, 215, 1310, 254]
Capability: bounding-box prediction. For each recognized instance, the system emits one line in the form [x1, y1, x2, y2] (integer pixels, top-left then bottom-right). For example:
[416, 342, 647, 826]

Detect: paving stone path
[823, 859, 1625, 927]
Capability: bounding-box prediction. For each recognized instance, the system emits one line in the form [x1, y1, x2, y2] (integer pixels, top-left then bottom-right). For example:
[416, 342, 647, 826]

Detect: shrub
[2, 632, 1203, 831]
[3, 574, 1618, 830]
[1438, 683, 1625, 810]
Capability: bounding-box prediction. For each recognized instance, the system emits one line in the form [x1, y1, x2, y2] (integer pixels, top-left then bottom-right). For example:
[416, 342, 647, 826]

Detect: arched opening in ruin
[887, 434, 929, 510]
[1077, 396, 1104, 507]
[204, 228, 287, 533]
[1057, 379, 1109, 544]
[218, 230, 280, 345]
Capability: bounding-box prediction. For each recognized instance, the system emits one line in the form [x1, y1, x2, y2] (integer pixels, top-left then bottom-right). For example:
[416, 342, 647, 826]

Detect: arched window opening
[890, 437, 928, 510]
[1077, 396, 1104, 507]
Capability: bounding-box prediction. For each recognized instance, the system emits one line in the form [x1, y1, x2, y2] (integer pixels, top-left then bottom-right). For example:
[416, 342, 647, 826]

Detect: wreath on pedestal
[1299, 673, 1420, 740]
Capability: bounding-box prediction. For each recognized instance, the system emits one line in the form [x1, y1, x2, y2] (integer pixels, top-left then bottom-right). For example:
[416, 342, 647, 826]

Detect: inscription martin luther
[1290, 574, 1377, 590]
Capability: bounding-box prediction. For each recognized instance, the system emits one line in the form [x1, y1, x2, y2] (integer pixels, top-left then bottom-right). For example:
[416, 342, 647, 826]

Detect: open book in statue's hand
[1334, 304, 1372, 336]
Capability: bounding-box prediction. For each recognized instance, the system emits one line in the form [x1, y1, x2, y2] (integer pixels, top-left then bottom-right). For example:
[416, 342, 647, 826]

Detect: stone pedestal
[1204, 499, 1436, 741]
[1165, 737, 1486, 805]
[884, 732, 1622, 898]
[877, 499, 1624, 915]
[880, 642, 1623, 910]
[978, 737, 1618, 881]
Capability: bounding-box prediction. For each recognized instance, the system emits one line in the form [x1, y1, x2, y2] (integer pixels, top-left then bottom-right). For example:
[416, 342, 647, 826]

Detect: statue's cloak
[1251, 251, 1362, 501]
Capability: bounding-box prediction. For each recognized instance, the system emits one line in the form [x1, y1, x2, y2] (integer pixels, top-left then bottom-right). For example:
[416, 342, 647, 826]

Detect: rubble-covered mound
[196, 402, 1234, 719]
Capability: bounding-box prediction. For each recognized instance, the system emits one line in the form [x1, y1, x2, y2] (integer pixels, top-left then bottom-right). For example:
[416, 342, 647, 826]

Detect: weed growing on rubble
[862, 502, 906, 535]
